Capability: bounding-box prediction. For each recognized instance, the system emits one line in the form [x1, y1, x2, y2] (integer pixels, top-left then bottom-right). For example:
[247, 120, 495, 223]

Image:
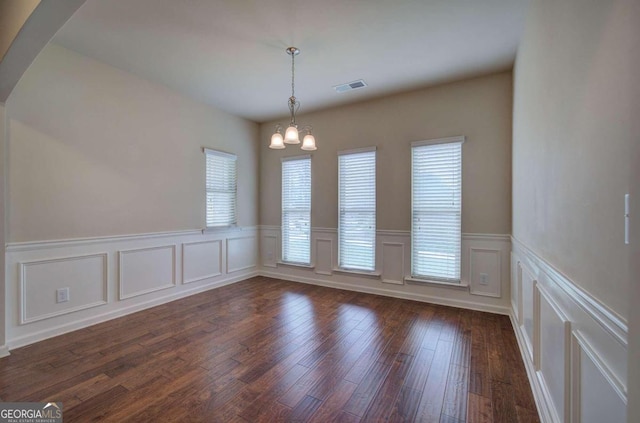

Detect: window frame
[410, 136, 464, 284]
[281, 154, 312, 266]
[204, 148, 237, 229]
[338, 146, 377, 272]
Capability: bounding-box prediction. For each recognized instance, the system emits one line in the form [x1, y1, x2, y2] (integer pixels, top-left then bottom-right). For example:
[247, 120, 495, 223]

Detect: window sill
[202, 225, 237, 234]
[333, 268, 381, 279]
[277, 261, 315, 270]
[404, 277, 469, 289]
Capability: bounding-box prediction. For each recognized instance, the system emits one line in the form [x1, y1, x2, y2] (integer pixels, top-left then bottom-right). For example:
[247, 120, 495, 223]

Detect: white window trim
[410, 136, 464, 283]
[411, 135, 466, 148]
[338, 147, 377, 272]
[337, 146, 377, 156]
[281, 155, 312, 265]
[281, 154, 312, 162]
[204, 147, 237, 229]
[204, 147, 237, 159]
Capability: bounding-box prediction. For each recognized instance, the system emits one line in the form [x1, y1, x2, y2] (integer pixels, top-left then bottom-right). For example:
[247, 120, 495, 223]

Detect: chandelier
[269, 47, 317, 151]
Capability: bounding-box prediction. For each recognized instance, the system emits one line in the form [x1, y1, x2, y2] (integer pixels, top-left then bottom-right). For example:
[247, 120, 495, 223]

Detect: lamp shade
[269, 132, 285, 149]
[301, 134, 317, 151]
[284, 125, 300, 144]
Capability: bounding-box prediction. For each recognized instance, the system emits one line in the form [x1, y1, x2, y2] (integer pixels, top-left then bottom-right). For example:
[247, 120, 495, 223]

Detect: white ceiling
[52, 0, 528, 122]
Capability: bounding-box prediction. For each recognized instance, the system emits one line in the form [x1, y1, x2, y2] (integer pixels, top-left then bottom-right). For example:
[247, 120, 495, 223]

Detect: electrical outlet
[56, 287, 70, 303]
[479, 273, 489, 285]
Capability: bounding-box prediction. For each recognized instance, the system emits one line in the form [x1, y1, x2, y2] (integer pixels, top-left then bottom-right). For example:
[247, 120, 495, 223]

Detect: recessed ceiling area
[52, 0, 528, 122]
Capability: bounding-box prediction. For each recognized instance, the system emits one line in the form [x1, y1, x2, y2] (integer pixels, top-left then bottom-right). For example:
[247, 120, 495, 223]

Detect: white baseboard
[260, 270, 510, 315]
[8, 270, 258, 350]
[0, 345, 9, 358]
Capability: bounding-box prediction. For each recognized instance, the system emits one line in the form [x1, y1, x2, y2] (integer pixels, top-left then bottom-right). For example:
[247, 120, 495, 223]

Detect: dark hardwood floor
[0, 277, 539, 422]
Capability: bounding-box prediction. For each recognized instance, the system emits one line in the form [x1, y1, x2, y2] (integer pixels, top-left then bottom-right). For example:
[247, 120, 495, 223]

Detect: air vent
[333, 79, 368, 93]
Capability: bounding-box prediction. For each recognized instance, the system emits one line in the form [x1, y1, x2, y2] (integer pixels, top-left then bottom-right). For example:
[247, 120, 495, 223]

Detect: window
[411, 137, 464, 282]
[205, 148, 237, 227]
[338, 148, 376, 271]
[282, 155, 311, 265]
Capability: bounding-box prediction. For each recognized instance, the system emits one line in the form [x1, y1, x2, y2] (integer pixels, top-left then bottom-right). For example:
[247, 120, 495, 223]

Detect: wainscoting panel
[381, 242, 404, 285]
[119, 245, 176, 300]
[226, 236, 257, 273]
[572, 332, 627, 423]
[510, 237, 628, 423]
[537, 286, 570, 422]
[261, 235, 278, 268]
[511, 254, 522, 324]
[20, 253, 107, 324]
[520, 262, 537, 362]
[469, 248, 501, 297]
[5, 227, 258, 349]
[260, 227, 511, 314]
[314, 238, 333, 276]
[182, 240, 222, 284]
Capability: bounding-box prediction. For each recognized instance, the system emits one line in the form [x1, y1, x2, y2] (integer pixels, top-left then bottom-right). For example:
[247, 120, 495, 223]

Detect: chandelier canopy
[269, 47, 317, 151]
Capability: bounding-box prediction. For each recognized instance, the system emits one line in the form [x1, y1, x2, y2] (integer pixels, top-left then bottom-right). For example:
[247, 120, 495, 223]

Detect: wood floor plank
[468, 393, 493, 423]
[308, 380, 358, 423]
[414, 339, 454, 421]
[0, 277, 539, 423]
[490, 380, 518, 423]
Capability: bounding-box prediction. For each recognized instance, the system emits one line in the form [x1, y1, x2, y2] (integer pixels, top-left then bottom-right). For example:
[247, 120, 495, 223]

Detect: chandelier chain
[291, 49, 295, 99]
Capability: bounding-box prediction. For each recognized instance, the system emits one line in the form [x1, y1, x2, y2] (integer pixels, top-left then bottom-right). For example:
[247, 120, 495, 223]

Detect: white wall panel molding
[511, 236, 629, 423]
[226, 235, 257, 273]
[376, 229, 409, 237]
[512, 236, 627, 345]
[571, 331, 627, 423]
[19, 253, 108, 324]
[118, 245, 177, 300]
[511, 252, 521, 323]
[6, 226, 258, 253]
[462, 233, 511, 242]
[314, 238, 333, 276]
[312, 227, 337, 235]
[537, 284, 571, 423]
[261, 234, 279, 268]
[260, 227, 511, 314]
[468, 248, 501, 297]
[381, 242, 404, 285]
[8, 270, 258, 350]
[182, 240, 222, 284]
[7, 230, 200, 252]
[5, 228, 259, 350]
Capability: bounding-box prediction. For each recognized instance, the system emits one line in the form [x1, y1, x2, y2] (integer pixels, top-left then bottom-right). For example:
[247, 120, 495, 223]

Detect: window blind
[205, 149, 237, 227]
[411, 138, 463, 282]
[339, 148, 376, 271]
[282, 156, 311, 264]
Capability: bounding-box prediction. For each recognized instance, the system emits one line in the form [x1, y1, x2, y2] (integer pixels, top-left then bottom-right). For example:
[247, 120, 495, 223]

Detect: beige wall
[6, 43, 259, 242]
[0, 0, 40, 61]
[512, 0, 637, 321]
[260, 71, 513, 234]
